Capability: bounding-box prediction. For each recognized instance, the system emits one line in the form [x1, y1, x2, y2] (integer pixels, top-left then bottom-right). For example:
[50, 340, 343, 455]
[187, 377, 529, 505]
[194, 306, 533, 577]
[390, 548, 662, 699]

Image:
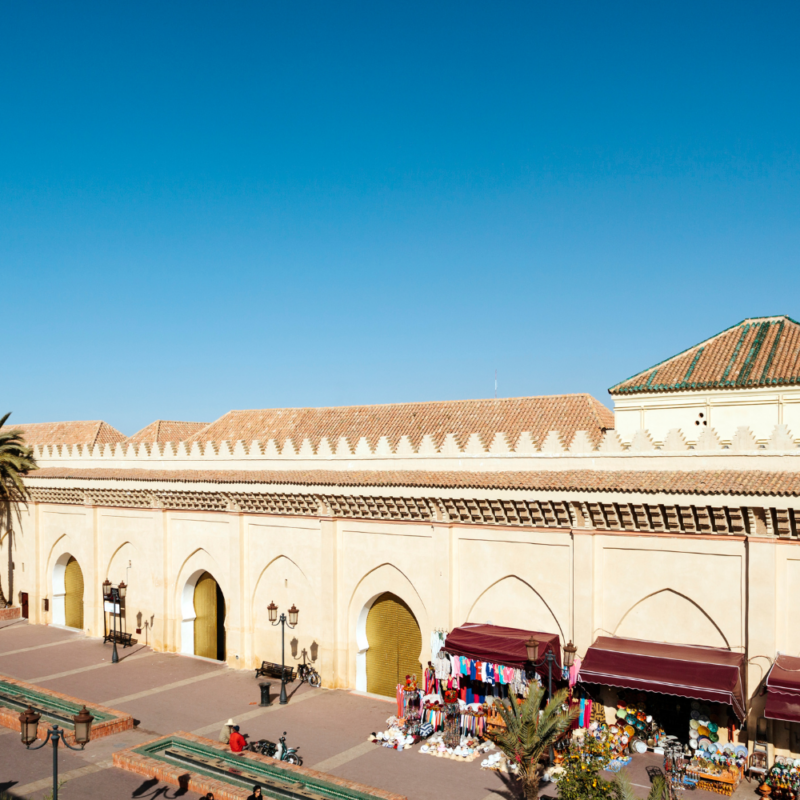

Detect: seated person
[229, 725, 246, 753]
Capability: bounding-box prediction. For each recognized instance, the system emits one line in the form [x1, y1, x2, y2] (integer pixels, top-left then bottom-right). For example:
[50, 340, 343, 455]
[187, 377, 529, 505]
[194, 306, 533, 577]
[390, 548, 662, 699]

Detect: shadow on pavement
[131, 776, 189, 798]
[118, 644, 150, 661]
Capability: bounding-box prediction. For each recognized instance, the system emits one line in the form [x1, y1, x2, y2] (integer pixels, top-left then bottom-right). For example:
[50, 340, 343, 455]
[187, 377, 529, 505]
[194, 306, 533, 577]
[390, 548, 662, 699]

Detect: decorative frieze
[22, 485, 791, 538]
[28, 487, 84, 505]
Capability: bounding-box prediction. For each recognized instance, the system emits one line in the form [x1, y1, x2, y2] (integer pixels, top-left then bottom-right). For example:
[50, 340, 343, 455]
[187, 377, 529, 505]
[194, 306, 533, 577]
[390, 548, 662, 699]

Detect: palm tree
[488, 684, 579, 800]
[0, 413, 37, 608]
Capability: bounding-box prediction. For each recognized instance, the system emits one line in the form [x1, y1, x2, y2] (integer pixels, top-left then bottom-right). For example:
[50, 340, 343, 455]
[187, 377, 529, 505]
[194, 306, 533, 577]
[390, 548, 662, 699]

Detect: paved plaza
[0, 620, 760, 800]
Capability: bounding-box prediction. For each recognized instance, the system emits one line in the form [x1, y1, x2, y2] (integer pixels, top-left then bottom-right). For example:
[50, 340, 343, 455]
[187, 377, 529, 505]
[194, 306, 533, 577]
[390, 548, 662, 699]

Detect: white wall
[614, 386, 800, 445]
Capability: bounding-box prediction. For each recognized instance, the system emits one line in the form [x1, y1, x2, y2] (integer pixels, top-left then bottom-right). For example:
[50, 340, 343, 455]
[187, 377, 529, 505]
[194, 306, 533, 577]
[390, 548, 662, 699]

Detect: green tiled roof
[610, 316, 800, 395]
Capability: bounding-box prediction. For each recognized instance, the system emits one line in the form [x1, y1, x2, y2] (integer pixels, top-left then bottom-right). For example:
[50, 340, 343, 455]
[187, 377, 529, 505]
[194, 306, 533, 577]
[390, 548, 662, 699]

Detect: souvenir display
[597, 694, 669, 755]
[399, 675, 423, 736]
[759, 761, 800, 800]
[685, 701, 730, 747]
[658, 738, 745, 795]
[570, 724, 619, 767]
[369, 717, 417, 751]
[428, 649, 533, 703]
[422, 690, 492, 743]
[369, 628, 552, 762]
[481, 750, 519, 774]
[419, 732, 495, 762]
[370, 676, 426, 753]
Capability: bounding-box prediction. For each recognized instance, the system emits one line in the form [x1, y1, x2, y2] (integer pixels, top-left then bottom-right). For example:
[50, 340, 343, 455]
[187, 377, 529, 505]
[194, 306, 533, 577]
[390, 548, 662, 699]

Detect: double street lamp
[18, 704, 94, 800]
[524, 636, 577, 699]
[524, 637, 577, 764]
[267, 601, 299, 705]
[102, 579, 127, 664]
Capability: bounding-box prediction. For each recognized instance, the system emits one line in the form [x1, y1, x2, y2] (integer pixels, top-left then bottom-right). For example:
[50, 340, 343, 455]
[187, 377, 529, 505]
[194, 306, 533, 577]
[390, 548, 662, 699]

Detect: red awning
[578, 636, 746, 722]
[444, 623, 561, 673]
[765, 655, 800, 724]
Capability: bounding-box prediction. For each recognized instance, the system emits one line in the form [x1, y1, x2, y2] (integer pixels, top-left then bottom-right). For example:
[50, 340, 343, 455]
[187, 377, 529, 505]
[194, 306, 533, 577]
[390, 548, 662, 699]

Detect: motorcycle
[248, 732, 303, 766]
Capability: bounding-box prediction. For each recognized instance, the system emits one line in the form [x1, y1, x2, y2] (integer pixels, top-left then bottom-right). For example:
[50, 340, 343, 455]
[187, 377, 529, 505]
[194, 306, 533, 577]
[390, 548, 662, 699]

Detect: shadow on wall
[135, 612, 157, 645]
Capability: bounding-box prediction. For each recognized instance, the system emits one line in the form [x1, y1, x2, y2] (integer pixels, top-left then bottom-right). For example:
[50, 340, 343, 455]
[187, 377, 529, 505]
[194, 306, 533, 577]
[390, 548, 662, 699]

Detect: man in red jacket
[229, 725, 246, 753]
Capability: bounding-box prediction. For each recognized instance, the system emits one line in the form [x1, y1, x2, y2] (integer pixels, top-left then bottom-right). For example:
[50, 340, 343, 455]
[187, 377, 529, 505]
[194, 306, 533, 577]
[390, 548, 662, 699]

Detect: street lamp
[103, 579, 127, 664]
[19, 704, 94, 800]
[524, 636, 577, 699]
[268, 601, 299, 705]
[525, 637, 577, 764]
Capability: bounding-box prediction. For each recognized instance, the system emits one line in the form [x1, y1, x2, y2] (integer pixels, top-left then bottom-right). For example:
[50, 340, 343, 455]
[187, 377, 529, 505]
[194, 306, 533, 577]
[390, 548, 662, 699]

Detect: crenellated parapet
[29, 423, 800, 475]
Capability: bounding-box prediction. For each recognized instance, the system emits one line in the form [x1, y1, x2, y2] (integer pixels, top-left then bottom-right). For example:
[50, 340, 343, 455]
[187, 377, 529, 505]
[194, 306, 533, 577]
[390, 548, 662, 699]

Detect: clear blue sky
[4, 2, 799, 435]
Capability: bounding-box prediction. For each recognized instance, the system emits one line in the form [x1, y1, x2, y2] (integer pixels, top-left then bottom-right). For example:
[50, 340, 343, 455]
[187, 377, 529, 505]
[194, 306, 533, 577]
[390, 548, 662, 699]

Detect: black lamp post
[19, 704, 94, 800]
[102, 579, 127, 663]
[524, 636, 577, 698]
[267, 601, 299, 705]
[525, 637, 577, 763]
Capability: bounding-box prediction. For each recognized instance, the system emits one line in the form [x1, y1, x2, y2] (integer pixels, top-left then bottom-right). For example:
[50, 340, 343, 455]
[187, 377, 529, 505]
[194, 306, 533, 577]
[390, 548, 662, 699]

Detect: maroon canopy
[765, 655, 800, 724]
[578, 636, 746, 722]
[444, 623, 561, 673]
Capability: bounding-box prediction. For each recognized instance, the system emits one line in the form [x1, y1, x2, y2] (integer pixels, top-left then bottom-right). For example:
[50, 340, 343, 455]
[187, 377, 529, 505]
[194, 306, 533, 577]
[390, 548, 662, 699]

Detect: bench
[104, 631, 134, 647]
[255, 661, 296, 682]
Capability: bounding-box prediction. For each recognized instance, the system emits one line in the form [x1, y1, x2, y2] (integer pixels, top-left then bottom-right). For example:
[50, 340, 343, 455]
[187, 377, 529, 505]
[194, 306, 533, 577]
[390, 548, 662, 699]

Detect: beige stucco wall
[8, 495, 800, 758]
[6, 502, 754, 673]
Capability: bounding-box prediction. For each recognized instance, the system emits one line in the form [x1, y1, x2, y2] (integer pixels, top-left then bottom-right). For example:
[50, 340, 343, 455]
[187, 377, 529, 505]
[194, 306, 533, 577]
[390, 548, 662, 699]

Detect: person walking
[219, 718, 235, 744]
[229, 725, 246, 753]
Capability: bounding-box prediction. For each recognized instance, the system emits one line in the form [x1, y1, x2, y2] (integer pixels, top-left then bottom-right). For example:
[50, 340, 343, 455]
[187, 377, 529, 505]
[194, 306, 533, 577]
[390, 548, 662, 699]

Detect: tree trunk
[522, 772, 541, 800]
[5, 505, 12, 608]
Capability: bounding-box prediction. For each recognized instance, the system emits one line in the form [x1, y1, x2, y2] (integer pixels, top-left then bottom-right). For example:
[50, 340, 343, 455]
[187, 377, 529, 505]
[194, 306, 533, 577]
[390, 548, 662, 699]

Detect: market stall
[751, 655, 800, 800]
[765, 654, 800, 725]
[367, 623, 570, 766]
[579, 636, 746, 723]
[577, 636, 748, 792]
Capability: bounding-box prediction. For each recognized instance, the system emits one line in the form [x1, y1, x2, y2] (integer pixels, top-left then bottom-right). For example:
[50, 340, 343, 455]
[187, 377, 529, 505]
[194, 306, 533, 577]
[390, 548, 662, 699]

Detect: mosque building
[5, 315, 800, 756]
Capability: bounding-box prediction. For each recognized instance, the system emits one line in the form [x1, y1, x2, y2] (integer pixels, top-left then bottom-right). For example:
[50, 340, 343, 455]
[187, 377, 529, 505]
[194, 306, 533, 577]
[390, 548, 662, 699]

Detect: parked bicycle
[254, 649, 321, 689]
[297, 660, 321, 688]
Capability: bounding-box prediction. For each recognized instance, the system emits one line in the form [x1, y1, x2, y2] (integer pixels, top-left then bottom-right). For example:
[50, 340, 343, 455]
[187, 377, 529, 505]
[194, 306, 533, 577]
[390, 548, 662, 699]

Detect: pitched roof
[13, 421, 126, 447]
[128, 420, 210, 444]
[610, 316, 800, 395]
[183, 395, 614, 451]
[24, 467, 800, 498]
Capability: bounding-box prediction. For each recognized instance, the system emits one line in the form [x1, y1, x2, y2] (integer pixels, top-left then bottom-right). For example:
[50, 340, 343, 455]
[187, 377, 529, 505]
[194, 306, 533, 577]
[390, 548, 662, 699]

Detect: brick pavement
[0, 622, 762, 800]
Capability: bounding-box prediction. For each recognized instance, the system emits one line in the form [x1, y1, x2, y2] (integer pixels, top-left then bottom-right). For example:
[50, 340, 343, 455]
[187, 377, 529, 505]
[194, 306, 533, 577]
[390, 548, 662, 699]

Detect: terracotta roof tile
[25, 467, 800, 498]
[14, 421, 127, 447]
[610, 316, 800, 395]
[128, 420, 210, 443]
[184, 395, 614, 451]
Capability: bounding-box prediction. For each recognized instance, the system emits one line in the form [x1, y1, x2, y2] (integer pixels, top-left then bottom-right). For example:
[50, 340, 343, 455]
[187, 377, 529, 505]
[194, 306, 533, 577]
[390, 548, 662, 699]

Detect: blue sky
[3, 1, 799, 435]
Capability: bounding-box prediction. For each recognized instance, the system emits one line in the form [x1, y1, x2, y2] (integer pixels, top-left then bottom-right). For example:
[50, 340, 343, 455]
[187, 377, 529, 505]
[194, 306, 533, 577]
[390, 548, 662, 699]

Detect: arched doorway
[193, 571, 226, 661]
[64, 558, 84, 629]
[53, 553, 83, 629]
[365, 592, 421, 697]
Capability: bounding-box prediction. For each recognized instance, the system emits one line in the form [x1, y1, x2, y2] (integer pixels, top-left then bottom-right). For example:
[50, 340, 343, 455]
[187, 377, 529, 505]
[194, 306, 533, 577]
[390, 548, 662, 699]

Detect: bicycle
[297, 650, 321, 688]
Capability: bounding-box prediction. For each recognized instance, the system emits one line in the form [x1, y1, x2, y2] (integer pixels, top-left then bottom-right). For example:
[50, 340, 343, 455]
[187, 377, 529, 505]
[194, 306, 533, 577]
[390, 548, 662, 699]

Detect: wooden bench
[254, 661, 296, 681]
[104, 631, 134, 647]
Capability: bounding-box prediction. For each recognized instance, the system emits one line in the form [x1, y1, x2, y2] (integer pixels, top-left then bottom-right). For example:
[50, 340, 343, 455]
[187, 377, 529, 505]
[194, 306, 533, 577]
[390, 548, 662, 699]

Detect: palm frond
[613, 769, 638, 800]
[488, 685, 578, 780]
[648, 774, 669, 800]
[0, 413, 37, 504]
